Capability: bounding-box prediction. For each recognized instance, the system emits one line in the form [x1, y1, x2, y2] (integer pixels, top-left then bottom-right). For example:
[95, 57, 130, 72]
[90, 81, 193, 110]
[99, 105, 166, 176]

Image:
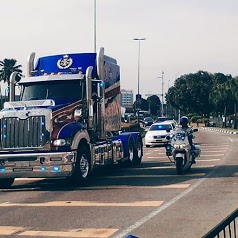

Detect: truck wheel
[134, 138, 143, 164]
[68, 145, 91, 185]
[128, 138, 135, 164]
[121, 138, 135, 167]
[0, 178, 14, 189]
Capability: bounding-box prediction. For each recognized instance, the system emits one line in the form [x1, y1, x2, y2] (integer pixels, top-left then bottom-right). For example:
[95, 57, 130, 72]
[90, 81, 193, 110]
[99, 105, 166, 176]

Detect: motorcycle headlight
[179, 143, 186, 149]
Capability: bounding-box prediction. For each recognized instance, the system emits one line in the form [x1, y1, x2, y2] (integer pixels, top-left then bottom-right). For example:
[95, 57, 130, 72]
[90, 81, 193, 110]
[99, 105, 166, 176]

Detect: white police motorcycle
[165, 128, 200, 175]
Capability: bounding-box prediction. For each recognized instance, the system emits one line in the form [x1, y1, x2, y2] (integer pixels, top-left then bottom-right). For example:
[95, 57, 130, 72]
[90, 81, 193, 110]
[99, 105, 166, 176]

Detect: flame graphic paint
[52, 100, 83, 140]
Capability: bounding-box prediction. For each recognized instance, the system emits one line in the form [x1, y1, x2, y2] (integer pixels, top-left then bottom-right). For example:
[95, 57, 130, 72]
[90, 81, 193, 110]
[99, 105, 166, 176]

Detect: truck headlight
[53, 139, 72, 147]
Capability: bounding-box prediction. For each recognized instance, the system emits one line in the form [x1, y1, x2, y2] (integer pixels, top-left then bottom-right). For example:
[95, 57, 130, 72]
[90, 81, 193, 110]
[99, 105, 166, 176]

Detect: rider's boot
[191, 145, 196, 164]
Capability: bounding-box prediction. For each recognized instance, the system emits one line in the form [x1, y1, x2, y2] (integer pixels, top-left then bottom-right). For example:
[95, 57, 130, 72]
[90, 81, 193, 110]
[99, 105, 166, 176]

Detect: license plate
[16, 161, 30, 167]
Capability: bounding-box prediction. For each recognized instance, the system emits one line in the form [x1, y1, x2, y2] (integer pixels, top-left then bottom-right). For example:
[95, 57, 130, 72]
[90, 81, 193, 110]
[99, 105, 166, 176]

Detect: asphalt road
[0, 128, 237, 238]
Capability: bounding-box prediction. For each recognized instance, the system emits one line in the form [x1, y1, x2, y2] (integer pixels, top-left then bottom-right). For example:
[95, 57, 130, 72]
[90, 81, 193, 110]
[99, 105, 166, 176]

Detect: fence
[202, 208, 238, 238]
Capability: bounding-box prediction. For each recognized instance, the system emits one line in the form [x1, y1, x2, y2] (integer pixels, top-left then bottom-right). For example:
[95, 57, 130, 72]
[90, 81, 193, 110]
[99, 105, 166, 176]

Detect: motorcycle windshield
[174, 131, 186, 140]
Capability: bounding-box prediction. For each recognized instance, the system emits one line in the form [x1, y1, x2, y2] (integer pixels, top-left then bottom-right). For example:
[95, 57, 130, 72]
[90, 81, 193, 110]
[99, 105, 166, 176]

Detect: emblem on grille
[57, 55, 73, 69]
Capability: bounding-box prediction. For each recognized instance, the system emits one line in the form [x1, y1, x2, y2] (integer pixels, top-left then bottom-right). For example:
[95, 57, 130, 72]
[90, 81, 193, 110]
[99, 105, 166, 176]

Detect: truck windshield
[21, 80, 84, 101]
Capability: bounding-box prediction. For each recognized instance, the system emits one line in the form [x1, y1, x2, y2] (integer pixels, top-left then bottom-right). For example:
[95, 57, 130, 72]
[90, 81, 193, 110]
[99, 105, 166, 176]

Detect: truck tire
[120, 137, 135, 167]
[134, 137, 143, 164]
[0, 178, 14, 189]
[68, 144, 91, 185]
[127, 137, 135, 164]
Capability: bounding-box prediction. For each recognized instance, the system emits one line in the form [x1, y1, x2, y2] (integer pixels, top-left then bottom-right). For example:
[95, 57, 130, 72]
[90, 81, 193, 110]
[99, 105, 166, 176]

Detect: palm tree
[0, 58, 23, 83]
[0, 59, 23, 104]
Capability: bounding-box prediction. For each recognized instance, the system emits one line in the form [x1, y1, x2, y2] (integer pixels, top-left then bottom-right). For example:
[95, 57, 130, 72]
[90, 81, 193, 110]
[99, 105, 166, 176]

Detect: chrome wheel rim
[137, 142, 142, 158]
[129, 144, 134, 161]
[80, 154, 89, 178]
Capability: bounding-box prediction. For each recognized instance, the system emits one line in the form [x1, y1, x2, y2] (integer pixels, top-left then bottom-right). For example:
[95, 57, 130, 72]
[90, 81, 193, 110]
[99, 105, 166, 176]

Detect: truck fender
[113, 133, 135, 159]
[71, 129, 90, 150]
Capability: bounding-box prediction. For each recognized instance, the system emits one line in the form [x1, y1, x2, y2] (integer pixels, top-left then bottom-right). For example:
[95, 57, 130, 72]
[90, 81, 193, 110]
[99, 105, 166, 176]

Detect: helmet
[180, 116, 189, 127]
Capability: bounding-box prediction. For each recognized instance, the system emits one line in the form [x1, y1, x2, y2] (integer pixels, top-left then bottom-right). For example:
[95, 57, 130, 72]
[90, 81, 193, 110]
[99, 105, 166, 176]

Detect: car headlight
[173, 144, 180, 149]
[145, 134, 153, 139]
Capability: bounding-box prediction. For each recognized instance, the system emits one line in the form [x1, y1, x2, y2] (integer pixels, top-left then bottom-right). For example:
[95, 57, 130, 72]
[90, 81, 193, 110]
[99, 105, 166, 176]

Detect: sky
[1, 0, 238, 100]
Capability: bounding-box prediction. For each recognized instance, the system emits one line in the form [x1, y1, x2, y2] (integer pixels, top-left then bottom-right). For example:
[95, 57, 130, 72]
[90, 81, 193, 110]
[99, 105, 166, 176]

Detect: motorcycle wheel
[176, 157, 184, 175]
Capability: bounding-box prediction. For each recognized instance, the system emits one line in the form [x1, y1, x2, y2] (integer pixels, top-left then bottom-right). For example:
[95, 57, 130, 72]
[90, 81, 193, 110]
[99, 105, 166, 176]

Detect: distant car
[144, 121, 175, 147]
[164, 119, 178, 129]
[205, 120, 216, 127]
[156, 116, 169, 123]
[142, 117, 154, 127]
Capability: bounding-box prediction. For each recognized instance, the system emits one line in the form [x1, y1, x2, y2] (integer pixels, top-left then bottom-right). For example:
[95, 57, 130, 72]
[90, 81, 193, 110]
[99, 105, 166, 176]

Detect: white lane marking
[0, 201, 164, 207]
[70, 184, 190, 190]
[201, 145, 229, 148]
[98, 173, 205, 178]
[196, 159, 220, 162]
[112, 145, 230, 238]
[18, 228, 118, 237]
[201, 154, 224, 156]
[15, 178, 45, 181]
[0, 226, 25, 235]
[193, 165, 215, 168]
[112, 176, 209, 238]
[147, 156, 167, 159]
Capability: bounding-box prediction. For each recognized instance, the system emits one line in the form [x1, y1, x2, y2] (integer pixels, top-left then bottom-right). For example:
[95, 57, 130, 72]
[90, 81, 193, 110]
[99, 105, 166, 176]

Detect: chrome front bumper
[0, 151, 77, 178]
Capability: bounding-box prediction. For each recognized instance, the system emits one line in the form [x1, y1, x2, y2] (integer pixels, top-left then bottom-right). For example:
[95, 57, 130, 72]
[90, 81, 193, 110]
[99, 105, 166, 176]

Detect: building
[120, 89, 134, 108]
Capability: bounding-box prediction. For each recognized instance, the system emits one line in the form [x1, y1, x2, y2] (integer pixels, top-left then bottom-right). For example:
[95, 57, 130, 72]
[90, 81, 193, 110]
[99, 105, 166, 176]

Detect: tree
[0, 58, 23, 103]
[133, 97, 149, 112]
[0, 58, 23, 84]
[165, 71, 214, 116]
[147, 95, 161, 116]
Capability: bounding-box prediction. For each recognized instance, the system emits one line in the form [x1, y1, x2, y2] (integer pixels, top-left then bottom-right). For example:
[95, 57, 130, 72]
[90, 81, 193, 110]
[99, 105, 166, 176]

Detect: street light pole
[175, 72, 180, 121]
[157, 71, 164, 116]
[94, 0, 96, 52]
[133, 38, 146, 124]
[133, 38, 146, 98]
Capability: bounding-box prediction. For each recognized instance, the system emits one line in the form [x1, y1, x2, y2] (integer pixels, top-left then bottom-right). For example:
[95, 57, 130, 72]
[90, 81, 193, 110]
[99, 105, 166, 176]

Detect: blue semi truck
[0, 47, 143, 188]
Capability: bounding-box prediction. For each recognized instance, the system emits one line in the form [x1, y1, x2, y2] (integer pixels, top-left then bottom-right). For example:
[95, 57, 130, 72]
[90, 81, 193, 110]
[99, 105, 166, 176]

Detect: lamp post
[175, 72, 180, 121]
[94, 0, 97, 52]
[133, 37, 146, 124]
[157, 71, 164, 116]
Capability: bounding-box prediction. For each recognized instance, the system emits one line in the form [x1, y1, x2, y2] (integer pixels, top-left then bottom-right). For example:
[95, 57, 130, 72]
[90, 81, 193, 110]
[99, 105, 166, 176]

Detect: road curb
[201, 127, 238, 134]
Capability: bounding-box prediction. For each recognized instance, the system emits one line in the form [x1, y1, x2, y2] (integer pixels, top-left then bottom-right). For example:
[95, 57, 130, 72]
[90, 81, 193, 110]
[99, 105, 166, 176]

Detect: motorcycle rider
[179, 116, 196, 164]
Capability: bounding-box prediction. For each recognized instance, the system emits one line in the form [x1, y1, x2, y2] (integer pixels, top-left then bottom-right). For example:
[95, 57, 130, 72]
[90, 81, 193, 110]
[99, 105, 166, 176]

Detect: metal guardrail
[202, 208, 238, 238]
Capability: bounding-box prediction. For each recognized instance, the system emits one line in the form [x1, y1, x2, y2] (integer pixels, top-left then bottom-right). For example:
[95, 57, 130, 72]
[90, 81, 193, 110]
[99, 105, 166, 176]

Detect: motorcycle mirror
[166, 135, 171, 140]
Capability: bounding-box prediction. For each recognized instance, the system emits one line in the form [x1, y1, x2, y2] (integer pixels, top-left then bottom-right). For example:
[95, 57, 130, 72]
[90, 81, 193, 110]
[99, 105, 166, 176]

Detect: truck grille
[1, 116, 48, 149]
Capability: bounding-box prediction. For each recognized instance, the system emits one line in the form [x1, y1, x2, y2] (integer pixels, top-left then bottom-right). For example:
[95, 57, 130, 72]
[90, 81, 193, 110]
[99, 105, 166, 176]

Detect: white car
[144, 121, 175, 147]
[164, 119, 178, 129]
